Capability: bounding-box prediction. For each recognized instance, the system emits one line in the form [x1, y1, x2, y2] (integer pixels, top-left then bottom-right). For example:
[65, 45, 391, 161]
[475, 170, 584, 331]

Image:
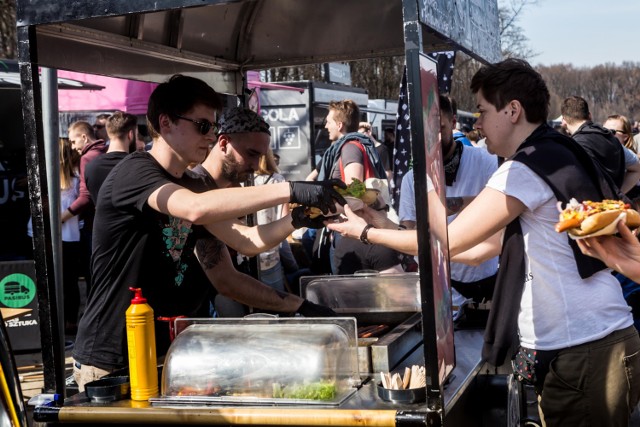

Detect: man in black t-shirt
[72, 75, 345, 391]
[85, 111, 138, 203]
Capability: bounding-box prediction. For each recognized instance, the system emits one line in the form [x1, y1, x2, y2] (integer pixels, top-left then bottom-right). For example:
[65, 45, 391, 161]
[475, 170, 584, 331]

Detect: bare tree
[0, 0, 16, 59]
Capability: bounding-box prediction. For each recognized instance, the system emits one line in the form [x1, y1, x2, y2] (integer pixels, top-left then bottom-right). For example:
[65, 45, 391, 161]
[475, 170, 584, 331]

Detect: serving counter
[34, 330, 489, 426]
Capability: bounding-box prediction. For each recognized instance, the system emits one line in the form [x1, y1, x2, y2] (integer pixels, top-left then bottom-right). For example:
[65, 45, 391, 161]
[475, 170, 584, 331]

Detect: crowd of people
[30, 58, 640, 425]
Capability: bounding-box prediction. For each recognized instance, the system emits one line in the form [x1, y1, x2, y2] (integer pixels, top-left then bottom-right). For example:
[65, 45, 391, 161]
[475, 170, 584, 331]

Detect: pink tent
[57, 71, 157, 115]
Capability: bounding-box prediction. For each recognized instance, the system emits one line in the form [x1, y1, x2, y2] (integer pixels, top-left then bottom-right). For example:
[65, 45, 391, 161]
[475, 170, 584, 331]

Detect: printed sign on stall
[0, 261, 41, 351]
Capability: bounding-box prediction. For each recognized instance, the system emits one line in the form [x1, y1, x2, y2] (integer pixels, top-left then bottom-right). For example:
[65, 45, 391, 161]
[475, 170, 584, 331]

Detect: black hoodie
[571, 121, 625, 188]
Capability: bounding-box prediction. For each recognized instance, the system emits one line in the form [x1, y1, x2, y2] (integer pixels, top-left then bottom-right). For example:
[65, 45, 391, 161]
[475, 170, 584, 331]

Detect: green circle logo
[0, 273, 36, 308]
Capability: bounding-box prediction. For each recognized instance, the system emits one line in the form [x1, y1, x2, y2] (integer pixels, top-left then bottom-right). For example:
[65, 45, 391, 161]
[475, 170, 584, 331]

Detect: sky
[516, 0, 639, 68]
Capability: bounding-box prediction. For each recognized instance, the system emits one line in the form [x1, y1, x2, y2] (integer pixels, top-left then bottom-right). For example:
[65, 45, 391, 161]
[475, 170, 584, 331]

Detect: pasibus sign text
[0, 273, 36, 308]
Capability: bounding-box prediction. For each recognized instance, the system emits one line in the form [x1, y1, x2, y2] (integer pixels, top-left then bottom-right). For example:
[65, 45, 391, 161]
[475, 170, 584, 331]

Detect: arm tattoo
[195, 236, 226, 270]
[446, 197, 464, 216]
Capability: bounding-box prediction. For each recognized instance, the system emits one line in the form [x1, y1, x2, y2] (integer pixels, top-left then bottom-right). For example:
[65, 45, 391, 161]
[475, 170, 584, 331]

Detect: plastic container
[125, 287, 158, 400]
[153, 317, 360, 406]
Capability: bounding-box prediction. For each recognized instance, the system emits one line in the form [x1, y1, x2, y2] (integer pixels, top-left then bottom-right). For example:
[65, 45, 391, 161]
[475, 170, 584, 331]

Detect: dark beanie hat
[217, 107, 270, 136]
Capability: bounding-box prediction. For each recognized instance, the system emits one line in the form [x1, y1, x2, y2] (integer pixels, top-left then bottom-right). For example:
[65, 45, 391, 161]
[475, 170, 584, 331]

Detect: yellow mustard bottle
[126, 287, 158, 400]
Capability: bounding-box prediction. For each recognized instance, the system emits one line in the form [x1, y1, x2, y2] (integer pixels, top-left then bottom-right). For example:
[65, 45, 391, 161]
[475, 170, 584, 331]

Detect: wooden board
[0, 308, 32, 321]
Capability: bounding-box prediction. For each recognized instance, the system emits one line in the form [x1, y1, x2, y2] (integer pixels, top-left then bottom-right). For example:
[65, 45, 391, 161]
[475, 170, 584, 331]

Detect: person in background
[466, 129, 482, 147]
[358, 121, 392, 183]
[28, 138, 82, 334]
[72, 77, 344, 391]
[450, 98, 473, 147]
[398, 95, 499, 315]
[319, 99, 403, 275]
[329, 59, 640, 426]
[252, 149, 289, 292]
[85, 111, 138, 203]
[383, 127, 395, 159]
[93, 113, 111, 144]
[62, 121, 107, 288]
[562, 96, 640, 193]
[604, 114, 638, 154]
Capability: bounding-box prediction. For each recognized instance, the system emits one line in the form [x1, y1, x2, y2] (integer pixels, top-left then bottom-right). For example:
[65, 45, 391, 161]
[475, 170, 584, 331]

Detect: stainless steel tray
[301, 273, 421, 325]
[150, 388, 357, 407]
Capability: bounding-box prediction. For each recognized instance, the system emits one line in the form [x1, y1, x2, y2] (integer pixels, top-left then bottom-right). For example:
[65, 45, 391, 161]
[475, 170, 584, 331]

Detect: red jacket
[68, 139, 106, 216]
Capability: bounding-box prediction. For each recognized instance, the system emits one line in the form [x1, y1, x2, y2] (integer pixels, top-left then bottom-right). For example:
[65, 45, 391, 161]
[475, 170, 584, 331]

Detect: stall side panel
[259, 89, 312, 181]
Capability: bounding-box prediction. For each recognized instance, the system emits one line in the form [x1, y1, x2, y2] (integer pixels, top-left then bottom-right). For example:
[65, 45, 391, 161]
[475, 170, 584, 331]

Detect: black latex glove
[291, 206, 327, 229]
[296, 299, 337, 317]
[289, 179, 347, 215]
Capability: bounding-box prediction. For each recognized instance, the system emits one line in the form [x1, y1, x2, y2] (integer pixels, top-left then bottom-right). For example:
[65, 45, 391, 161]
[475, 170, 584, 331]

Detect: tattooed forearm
[195, 237, 226, 270]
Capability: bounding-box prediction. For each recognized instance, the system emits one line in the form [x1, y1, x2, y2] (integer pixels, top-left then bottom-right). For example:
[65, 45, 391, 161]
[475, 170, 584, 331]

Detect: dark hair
[561, 96, 590, 123]
[470, 58, 549, 124]
[146, 74, 223, 139]
[328, 100, 360, 133]
[439, 95, 454, 119]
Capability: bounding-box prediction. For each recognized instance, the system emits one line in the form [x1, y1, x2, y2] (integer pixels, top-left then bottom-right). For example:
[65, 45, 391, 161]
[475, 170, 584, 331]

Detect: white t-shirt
[27, 176, 80, 242]
[399, 146, 499, 282]
[487, 161, 633, 350]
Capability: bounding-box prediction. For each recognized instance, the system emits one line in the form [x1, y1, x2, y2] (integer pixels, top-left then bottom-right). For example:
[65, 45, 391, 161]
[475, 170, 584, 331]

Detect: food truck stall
[13, 0, 504, 425]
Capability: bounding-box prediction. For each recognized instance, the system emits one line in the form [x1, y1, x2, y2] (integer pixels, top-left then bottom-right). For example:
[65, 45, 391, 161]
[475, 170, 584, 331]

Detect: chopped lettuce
[335, 178, 366, 199]
[272, 380, 337, 400]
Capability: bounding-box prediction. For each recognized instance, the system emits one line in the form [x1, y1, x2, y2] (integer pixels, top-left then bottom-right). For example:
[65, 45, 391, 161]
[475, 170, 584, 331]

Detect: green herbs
[272, 380, 337, 400]
[336, 178, 366, 199]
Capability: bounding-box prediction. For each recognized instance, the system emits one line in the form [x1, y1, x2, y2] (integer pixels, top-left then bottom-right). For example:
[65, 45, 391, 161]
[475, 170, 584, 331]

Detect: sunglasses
[607, 128, 625, 135]
[175, 115, 218, 135]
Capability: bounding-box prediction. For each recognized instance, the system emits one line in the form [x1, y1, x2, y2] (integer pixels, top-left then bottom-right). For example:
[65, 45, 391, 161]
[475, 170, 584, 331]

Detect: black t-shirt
[332, 234, 402, 274]
[84, 151, 129, 204]
[73, 151, 212, 370]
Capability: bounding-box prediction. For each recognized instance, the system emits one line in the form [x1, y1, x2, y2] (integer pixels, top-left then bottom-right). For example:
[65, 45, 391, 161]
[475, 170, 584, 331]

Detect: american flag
[428, 51, 456, 94]
[391, 52, 456, 212]
[391, 68, 411, 213]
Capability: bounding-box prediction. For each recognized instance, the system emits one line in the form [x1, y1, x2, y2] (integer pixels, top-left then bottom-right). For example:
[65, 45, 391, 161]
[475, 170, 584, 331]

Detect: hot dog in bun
[555, 198, 640, 237]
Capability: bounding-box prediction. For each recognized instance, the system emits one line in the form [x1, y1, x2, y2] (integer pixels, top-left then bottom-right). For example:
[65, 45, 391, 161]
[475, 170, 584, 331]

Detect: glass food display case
[151, 317, 360, 406]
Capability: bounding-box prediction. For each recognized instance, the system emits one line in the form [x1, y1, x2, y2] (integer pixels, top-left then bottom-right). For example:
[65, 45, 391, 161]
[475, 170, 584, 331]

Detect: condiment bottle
[125, 287, 158, 400]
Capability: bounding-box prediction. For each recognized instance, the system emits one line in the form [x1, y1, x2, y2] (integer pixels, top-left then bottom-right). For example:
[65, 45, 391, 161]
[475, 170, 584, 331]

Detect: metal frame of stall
[15, 0, 500, 425]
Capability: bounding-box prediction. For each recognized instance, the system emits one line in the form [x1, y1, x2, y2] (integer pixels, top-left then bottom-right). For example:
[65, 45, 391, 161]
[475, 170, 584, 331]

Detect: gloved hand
[291, 206, 327, 229]
[289, 179, 347, 215]
[296, 299, 337, 317]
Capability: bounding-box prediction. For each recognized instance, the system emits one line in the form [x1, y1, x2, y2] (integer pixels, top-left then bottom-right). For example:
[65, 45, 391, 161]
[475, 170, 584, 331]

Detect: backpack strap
[338, 140, 375, 182]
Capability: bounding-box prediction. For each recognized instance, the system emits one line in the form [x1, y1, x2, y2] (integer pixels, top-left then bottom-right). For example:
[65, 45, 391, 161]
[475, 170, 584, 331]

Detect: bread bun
[568, 210, 621, 236]
[625, 209, 640, 228]
[360, 189, 379, 206]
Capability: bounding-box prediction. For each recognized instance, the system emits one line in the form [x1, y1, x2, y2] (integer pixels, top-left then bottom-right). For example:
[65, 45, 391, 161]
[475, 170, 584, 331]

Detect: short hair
[328, 100, 360, 133]
[470, 58, 549, 124]
[439, 95, 454, 119]
[358, 121, 372, 132]
[561, 96, 590, 124]
[106, 111, 138, 140]
[146, 74, 223, 139]
[95, 113, 111, 122]
[69, 121, 96, 140]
